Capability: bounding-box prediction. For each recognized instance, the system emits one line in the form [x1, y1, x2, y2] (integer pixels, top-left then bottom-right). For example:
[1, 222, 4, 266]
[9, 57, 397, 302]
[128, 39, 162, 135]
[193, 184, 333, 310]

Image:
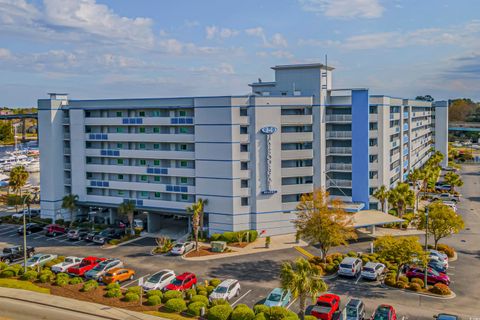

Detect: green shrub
[56, 273, 69, 281]
[123, 292, 140, 302]
[207, 285, 215, 294]
[325, 264, 335, 274]
[38, 274, 53, 283]
[410, 278, 424, 287]
[146, 289, 163, 299]
[430, 283, 451, 295]
[81, 279, 99, 292]
[210, 299, 229, 306]
[207, 304, 233, 320]
[127, 286, 141, 295]
[0, 262, 8, 271]
[398, 276, 409, 283]
[254, 313, 267, 320]
[187, 301, 207, 316]
[105, 288, 122, 298]
[163, 290, 183, 303]
[408, 283, 422, 291]
[55, 278, 69, 287]
[287, 310, 299, 320]
[164, 298, 187, 312]
[347, 251, 357, 257]
[253, 305, 270, 315]
[396, 281, 408, 289]
[190, 294, 209, 305]
[437, 244, 455, 258]
[198, 290, 208, 296]
[185, 288, 197, 299]
[304, 316, 317, 320]
[196, 284, 207, 292]
[221, 232, 236, 243]
[384, 276, 396, 287]
[146, 295, 162, 306]
[210, 234, 222, 242]
[0, 270, 15, 279]
[106, 282, 120, 290]
[231, 305, 255, 320]
[269, 306, 289, 320]
[247, 230, 258, 242]
[69, 277, 83, 285]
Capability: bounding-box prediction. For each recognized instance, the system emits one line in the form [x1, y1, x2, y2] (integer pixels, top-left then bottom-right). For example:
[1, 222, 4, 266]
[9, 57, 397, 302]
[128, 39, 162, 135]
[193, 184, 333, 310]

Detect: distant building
[38, 64, 449, 235]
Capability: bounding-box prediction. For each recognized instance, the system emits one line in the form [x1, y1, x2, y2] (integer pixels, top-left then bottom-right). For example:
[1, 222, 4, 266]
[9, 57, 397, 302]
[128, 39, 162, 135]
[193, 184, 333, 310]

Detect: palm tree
[62, 194, 79, 227]
[407, 168, 422, 211]
[388, 183, 415, 221]
[280, 258, 328, 320]
[373, 186, 389, 213]
[118, 201, 136, 235]
[186, 198, 208, 252]
[444, 172, 463, 193]
[8, 165, 29, 213]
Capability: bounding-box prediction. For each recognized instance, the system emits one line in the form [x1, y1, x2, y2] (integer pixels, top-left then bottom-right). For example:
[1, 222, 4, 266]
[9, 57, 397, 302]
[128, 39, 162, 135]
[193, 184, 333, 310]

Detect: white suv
[209, 279, 241, 302]
[338, 257, 363, 277]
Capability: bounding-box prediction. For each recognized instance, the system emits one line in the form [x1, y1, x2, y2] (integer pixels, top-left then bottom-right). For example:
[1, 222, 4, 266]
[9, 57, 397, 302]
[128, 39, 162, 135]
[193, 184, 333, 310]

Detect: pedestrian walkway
[183, 233, 308, 261]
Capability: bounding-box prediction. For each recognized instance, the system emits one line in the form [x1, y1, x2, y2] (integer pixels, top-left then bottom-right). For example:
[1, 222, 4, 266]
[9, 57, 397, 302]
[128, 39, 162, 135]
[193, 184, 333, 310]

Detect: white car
[361, 262, 385, 280]
[142, 270, 176, 291]
[170, 242, 195, 255]
[23, 253, 57, 268]
[442, 201, 457, 212]
[51, 256, 83, 273]
[338, 257, 363, 277]
[209, 279, 241, 302]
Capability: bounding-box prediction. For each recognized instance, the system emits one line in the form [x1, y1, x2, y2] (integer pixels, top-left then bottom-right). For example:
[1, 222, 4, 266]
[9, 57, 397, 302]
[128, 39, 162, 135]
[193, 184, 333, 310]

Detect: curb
[321, 272, 338, 280]
[102, 236, 144, 250]
[181, 245, 302, 261]
[449, 251, 458, 262]
[294, 246, 315, 259]
[380, 283, 456, 300]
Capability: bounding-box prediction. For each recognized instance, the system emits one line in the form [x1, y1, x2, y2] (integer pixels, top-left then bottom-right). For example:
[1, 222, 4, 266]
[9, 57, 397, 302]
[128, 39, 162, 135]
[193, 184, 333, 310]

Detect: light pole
[22, 192, 28, 273]
[424, 207, 429, 289]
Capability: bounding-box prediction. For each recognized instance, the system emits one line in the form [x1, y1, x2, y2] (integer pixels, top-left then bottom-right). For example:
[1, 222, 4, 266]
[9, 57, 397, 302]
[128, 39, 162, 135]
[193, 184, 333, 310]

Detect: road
[0, 165, 479, 319]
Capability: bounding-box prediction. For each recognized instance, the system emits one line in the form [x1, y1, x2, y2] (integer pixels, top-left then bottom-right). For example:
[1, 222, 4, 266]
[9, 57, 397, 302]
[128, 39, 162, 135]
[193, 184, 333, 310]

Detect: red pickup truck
[164, 272, 197, 291]
[67, 256, 105, 277]
[311, 294, 340, 320]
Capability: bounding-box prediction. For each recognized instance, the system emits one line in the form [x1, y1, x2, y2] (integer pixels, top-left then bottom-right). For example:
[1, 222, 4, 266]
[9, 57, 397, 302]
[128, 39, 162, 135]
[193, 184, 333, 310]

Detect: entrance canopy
[350, 210, 403, 228]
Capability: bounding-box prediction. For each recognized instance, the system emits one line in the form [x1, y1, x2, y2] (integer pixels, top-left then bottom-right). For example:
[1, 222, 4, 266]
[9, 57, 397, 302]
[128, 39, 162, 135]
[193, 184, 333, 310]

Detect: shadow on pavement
[207, 259, 282, 282]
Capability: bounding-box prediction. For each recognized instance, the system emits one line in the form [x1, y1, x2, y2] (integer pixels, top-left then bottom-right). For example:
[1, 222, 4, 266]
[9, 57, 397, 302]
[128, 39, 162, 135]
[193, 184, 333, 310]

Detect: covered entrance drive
[351, 210, 404, 235]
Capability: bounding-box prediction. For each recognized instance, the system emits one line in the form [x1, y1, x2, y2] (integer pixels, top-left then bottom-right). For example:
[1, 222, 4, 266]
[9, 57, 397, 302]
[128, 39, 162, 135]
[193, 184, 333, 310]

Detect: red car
[371, 304, 397, 320]
[67, 256, 106, 277]
[45, 224, 67, 237]
[164, 272, 197, 291]
[406, 267, 450, 285]
[310, 294, 340, 320]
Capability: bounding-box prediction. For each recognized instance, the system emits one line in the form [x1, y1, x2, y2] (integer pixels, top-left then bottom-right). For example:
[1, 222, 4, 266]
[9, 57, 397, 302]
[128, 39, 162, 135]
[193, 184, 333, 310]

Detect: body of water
[0, 144, 40, 187]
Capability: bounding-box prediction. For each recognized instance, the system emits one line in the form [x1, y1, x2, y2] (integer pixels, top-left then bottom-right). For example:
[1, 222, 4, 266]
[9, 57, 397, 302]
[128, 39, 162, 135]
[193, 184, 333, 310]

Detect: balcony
[282, 183, 313, 195]
[326, 131, 352, 139]
[326, 147, 352, 155]
[63, 133, 70, 140]
[84, 117, 195, 126]
[64, 163, 71, 170]
[327, 179, 352, 188]
[85, 195, 192, 211]
[281, 149, 313, 160]
[281, 166, 314, 177]
[403, 124, 409, 131]
[86, 164, 195, 177]
[87, 133, 194, 143]
[63, 148, 71, 155]
[63, 118, 70, 124]
[64, 178, 71, 185]
[326, 163, 352, 171]
[85, 148, 195, 160]
[281, 115, 312, 125]
[281, 132, 313, 143]
[325, 114, 352, 122]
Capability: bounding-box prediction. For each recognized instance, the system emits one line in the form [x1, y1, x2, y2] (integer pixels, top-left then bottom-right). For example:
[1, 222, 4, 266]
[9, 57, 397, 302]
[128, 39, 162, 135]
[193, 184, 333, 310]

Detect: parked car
[429, 250, 449, 268]
[431, 193, 460, 203]
[311, 294, 340, 320]
[102, 268, 135, 284]
[344, 299, 366, 320]
[264, 288, 292, 307]
[164, 272, 197, 291]
[84, 258, 124, 281]
[93, 228, 124, 245]
[23, 253, 57, 268]
[361, 262, 385, 280]
[0, 245, 35, 264]
[209, 279, 241, 302]
[371, 305, 397, 320]
[441, 201, 457, 212]
[338, 257, 363, 277]
[142, 270, 176, 291]
[67, 228, 90, 241]
[406, 267, 450, 285]
[85, 231, 100, 242]
[17, 223, 44, 235]
[435, 184, 452, 192]
[429, 259, 448, 274]
[51, 256, 83, 273]
[170, 242, 195, 255]
[67, 256, 106, 277]
[45, 224, 67, 237]
[12, 209, 40, 219]
[434, 314, 459, 320]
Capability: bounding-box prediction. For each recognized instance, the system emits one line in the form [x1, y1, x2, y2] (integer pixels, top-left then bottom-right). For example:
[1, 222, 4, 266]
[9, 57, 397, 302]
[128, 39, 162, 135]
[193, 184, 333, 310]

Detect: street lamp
[424, 207, 429, 289]
[22, 192, 28, 273]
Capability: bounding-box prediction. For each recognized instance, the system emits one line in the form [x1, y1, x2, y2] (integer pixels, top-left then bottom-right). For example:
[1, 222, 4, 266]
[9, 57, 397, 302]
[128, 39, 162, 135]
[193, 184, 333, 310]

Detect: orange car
[101, 268, 135, 284]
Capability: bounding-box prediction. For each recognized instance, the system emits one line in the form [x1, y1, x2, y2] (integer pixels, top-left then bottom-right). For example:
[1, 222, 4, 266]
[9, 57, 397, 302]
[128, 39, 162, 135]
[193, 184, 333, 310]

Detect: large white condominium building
[38, 63, 448, 235]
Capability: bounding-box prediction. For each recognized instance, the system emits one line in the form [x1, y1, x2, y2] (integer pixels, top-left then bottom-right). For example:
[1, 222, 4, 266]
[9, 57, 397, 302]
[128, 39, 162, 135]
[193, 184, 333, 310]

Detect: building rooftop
[271, 63, 335, 71]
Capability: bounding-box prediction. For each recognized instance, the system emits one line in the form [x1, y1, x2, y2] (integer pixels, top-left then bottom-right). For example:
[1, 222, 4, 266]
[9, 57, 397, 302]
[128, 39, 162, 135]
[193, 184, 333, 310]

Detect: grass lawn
[143, 311, 194, 320]
[0, 279, 50, 294]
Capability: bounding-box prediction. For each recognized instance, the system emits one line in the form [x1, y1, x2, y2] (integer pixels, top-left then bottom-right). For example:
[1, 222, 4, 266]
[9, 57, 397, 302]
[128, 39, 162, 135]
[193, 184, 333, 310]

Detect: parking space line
[0, 229, 18, 235]
[33, 234, 45, 239]
[121, 273, 150, 289]
[355, 274, 361, 284]
[46, 235, 67, 241]
[231, 289, 252, 307]
[286, 298, 297, 310]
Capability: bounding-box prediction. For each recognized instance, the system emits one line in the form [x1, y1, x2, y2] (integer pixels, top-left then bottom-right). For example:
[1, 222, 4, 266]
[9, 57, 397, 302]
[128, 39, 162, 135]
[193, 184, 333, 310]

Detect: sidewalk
[183, 233, 308, 261]
[0, 287, 164, 320]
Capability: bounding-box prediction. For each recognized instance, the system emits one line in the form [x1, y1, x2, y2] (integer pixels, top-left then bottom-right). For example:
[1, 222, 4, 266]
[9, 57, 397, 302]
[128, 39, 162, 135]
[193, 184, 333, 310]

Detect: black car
[85, 231, 100, 242]
[0, 245, 35, 264]
[17, 223, 44, 235]
[93, 228, 124, 245]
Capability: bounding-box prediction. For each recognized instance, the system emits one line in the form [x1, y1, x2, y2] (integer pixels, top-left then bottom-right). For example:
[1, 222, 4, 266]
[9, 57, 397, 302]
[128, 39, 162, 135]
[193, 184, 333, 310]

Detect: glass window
[179, 127, 188, 134]
[153, 111, 160, 117]
[116, 127, 123, 133]
[139, 127, 146, 133]
[154, 192, 161, 198]
[240, 144, 248, 152]
[181, 194, 188, 200]
[240, 126, 248, 134]
[140, 175, 147, 181]
[369, 106, 377, 114]
[118, 174, 123, 180]
[179, 110, 186, 117]
[153, 143, 159, 149]
[118, 190, 124, 196]
[140, 191, 148, 197]
[240, 107, 248, 116]
[241, 197, 249, 206]
[154, 176, 160, 182]
[180, 177, 188, 184]
[117, 159, 124, 165]
[153, 127, 160, 133]
[116, 111, 122, 117]
[241, 180, 249, 188]
[117, 143, 123, 149]
[139, 111, 145, 117]
[154, 160, 160, 166]
[180, 160, 187, 167]
[139, 143, 146, 149]
[180, 144, 187, 151]
[241, 162, 248, 170]
[140, 159, 146, 165]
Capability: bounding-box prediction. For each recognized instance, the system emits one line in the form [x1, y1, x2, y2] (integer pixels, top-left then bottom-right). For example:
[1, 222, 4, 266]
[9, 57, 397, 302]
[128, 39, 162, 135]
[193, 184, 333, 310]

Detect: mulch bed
[184, 246, 235, 258]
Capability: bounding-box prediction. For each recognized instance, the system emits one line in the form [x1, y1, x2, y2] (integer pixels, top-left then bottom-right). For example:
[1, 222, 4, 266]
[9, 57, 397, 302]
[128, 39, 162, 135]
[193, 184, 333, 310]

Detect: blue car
[264, 288, 292, 307]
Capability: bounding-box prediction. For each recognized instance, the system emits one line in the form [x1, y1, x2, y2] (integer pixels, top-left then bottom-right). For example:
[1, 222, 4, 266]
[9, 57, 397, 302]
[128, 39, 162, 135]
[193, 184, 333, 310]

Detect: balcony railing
[325, 114, 352, 122]
[326, 163, 352, 171]
[327, 179, 352, 188]
[63, 148, 71, 154]
[326, 131, 352, 139]
[326, 147, 352, 155]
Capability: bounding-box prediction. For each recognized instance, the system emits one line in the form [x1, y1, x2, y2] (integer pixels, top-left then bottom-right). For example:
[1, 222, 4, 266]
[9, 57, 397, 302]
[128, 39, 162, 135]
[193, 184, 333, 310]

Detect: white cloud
[205, 26, 239, 40]
[190, 62, 235, 75]
[245, 27, 288, 47]
[159, 38, 220, 55]
[299, 0, 384, 19]
[271, 33, 288, 47]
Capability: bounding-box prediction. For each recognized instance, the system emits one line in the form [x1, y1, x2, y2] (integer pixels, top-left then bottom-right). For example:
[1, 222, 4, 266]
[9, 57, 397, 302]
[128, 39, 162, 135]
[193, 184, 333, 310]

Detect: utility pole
[22, 191, 27, 273]
[424, 207, 429, 289]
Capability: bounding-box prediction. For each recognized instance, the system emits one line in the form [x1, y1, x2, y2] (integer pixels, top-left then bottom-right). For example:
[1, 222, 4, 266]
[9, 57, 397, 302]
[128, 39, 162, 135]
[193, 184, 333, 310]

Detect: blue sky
[0, 0, 479, 107]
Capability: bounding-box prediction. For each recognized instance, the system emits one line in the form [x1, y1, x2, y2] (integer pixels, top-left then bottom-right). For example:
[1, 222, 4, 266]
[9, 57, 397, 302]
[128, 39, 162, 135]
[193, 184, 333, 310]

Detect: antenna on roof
[258, 78, 262, 83]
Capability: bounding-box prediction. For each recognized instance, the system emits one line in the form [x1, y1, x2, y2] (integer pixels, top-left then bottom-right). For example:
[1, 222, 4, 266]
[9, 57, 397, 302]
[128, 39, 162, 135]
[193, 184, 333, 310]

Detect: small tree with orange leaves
[294, 188, 357, 262]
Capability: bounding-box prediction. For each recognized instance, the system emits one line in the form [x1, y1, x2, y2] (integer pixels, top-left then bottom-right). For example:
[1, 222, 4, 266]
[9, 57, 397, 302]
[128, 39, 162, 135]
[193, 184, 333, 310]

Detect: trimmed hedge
[126, 286, 141, 295]
[254, 313, 267, 320]
[305, 316, 317, 320]
[410, 278, 424, 287]
[162, 290, 183, 303]
[164, 298, 187, 312]
[186, 288, 197, 299]
[105, 288, 122, 298]
[210, 299, 229, 306]
[198, 290, 208, 296]
[396, 281, 408, 289]
[146, 289, 163, 299]
[430, 283, 451, 295]
[437, 244, 455, 258]
[207, 285, 215, 294]
[20, 270, 38, 281]
[209, 278, 222, 287]
[190, 294, 209, 305]
[210, 230, 258, 243]
[0, 262, 8, 270]
[69, 277, 83, 285]
[123, 292, 140, 302]
[146, 295, 162, 306]
[187, 301, 207, 316]
[81, 280, 99, 292]
[253, 305, 270, 315]
[207, 304, 233, 320]
[106, 282, 120, 290]
[231, 305, 255, 320]
[55, 278, 69, 287]
[408, 283, 422, 292]
[269, 307, 289, 320]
